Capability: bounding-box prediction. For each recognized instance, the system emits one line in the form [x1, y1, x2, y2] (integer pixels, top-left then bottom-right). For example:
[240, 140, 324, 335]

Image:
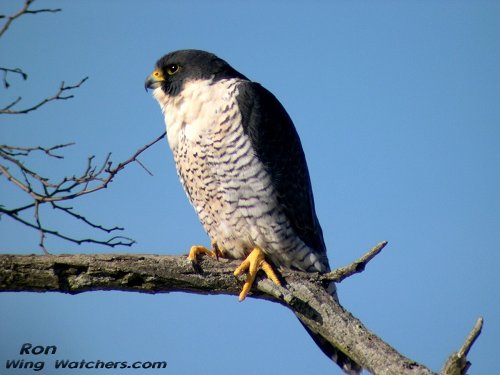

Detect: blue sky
[1, 1, 498, 374]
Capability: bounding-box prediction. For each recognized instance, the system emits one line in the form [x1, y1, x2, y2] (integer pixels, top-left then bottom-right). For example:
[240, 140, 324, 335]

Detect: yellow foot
[187, 241, 222, 263]
[233, 247, 281, 301]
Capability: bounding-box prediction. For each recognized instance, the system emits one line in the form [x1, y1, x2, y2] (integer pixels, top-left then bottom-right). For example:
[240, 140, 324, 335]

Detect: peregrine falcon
[145, 49, 329, 293]
[145, 49, 360, 374]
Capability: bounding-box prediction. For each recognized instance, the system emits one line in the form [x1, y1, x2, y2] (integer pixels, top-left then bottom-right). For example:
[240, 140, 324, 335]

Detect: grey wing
[235, 81, 329, 271]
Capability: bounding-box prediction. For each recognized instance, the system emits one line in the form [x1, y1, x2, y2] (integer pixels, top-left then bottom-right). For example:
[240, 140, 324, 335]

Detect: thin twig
[134, 158, 155, 176]
[0, 133, 166, 252]
[0, 0, 61, 38]
[0, 143, 75, 158]
[52, 202, 126, 233]
[1, 67, 28, 88]
[33, 201, 48, 254]
[0, 77, 88, 114]
[1, 96, 22, 111]
[0, 207, 135, 250]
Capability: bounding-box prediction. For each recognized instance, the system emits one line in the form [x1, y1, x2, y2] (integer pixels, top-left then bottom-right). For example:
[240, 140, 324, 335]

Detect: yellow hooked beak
[144, 69, 164, 91]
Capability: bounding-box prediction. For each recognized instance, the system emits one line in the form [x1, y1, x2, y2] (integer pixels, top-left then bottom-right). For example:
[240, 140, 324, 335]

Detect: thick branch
[0, 247, 481, 375]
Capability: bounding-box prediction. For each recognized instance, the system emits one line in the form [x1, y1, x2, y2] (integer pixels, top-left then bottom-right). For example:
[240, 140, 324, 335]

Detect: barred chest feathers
[153, 78, 324, 272]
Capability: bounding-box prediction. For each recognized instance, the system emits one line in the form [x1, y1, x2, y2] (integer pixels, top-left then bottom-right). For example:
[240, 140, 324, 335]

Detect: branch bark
[0, 244, 482, 375]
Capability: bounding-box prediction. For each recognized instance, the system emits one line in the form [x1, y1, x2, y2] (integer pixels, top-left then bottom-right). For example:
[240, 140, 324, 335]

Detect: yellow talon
[187, 241, 223, 262]
[187, 245, 212, 262]
[234, 247, 281, 301]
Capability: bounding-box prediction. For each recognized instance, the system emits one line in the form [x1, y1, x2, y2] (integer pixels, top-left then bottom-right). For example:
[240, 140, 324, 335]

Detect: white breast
[153, 78, 239, 151]
[151, 77, 325, 272]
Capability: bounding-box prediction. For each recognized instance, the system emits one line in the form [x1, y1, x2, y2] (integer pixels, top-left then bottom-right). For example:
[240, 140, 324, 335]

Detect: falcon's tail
[299, 321, 362, 375]
[298, 282, 363, 375]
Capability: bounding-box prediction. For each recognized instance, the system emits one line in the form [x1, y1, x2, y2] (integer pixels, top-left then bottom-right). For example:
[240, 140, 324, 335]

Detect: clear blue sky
[1, 1, 498, 374]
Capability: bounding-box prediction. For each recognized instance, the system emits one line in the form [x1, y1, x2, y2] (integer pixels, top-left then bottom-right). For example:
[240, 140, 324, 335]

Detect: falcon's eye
[166, 64, 179, 75]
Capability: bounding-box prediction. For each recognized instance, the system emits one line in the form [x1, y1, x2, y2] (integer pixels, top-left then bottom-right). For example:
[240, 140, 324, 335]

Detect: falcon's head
[145, 49, 247, 97]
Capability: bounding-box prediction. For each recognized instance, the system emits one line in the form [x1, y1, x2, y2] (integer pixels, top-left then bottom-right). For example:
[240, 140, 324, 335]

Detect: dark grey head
[145, 49, 247, 96]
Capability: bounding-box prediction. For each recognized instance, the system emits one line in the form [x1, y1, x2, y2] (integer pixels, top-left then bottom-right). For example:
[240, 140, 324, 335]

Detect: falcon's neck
[152, 78, 242, 151]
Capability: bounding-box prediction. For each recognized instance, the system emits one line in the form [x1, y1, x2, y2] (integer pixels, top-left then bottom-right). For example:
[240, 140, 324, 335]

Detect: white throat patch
[152, 78, 240, 151]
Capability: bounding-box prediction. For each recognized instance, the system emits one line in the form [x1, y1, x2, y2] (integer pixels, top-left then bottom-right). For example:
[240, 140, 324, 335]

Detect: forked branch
[0, 0, 61, 38]
[1, 67, 28, 89]
[0, 77, 88, 115]
[0, 133, 166, 252]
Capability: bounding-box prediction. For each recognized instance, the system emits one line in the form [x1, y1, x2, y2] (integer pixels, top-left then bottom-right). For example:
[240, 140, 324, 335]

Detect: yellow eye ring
[166, 64, 179, 75]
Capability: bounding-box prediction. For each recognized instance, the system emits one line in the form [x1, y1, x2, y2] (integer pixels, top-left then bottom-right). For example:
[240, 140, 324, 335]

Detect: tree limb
[321, 240, 388, 282]
[0, 77, 88, 114]
[0, 0, 61, 38]
[441, 317, 484, 375]
[0, 243, 482, 375]
[0, 67, 28, 89]
[0, 133, 166, 252]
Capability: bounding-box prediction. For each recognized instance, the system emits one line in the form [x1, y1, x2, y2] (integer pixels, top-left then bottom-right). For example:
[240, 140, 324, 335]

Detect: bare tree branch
[0, 143, 74, 159]
[1, 3, 80, 116]
[441, 317, 484, 375]
[0, 133, 166, 252]
[0, 96, 22, 111]
[321, 240, 388, 282]
[0, 0, 61, 38]
[0, 2, 143, 252]
[0, 77, 89, 114]
[0, 243, 483, 375]
[0, 67, 28, 88]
